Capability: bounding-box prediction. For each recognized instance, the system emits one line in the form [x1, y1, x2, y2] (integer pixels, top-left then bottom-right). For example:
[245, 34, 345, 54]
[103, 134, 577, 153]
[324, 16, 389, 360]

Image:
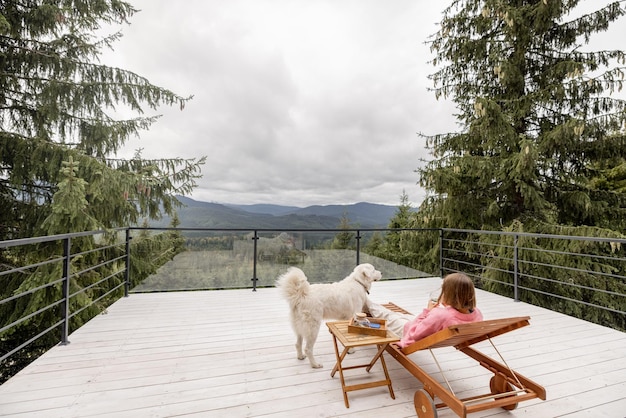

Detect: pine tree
[0, 1, 205, 382]
[388, 190, 413, 230]
[417, 0, 626, 233]
[0, 1, 205, 239]
[381, 190, 415, 266]
[410, 1, 626, 329]
[367, 191, 440, 274]
[331, 212, 355, 250]
[363, 231, 384, 255]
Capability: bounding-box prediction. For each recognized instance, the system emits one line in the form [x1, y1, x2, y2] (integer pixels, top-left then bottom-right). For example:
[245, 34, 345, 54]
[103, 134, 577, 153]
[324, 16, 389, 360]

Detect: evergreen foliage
[367, 191, 441, 275]
[0, 1, 203, 383]
[417, 0, 626, 233]
[380, 191, 417, 267]
[330, 212, 356, 249]
[0, 1, 205, 239]
[444, 222, 625, 331]
[403, 0, 626, 329]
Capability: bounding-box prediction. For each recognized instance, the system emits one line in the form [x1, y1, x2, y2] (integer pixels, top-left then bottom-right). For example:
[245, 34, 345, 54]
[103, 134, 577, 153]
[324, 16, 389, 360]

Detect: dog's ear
[360, 264, 381, 282]
[360, 264, 374, 279]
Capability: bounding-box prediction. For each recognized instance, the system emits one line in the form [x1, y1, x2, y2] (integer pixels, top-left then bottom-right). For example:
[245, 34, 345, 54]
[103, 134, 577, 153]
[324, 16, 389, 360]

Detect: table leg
[364, 343, 395, 399]
[329, 333, 351, 407]
[330, 340, 350, 377]
[378, 344, 396, 399]
[366, 343, 387, 372]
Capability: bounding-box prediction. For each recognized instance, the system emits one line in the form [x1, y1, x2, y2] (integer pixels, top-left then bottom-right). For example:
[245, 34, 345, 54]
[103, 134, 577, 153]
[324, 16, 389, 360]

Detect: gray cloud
[103, 1, 457, 206]
[103, 1, 626, 207]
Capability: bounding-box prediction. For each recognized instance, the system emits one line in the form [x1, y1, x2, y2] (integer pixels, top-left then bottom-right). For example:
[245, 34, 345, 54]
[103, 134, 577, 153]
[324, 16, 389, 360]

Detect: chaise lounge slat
[380, 302, 546, 418]
[401, 316, 531, 354]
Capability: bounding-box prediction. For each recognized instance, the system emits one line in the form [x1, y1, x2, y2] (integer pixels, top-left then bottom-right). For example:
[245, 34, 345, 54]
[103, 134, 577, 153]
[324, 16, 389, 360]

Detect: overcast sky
[102, 0, 624, 208]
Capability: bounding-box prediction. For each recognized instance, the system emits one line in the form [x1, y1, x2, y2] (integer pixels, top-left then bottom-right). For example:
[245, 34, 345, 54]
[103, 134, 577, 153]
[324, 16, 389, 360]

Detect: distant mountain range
[152, 196, 401, 229]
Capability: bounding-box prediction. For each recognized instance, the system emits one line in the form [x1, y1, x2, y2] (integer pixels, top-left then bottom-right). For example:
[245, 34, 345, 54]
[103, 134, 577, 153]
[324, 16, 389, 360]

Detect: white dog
[276, 263, 382, 368]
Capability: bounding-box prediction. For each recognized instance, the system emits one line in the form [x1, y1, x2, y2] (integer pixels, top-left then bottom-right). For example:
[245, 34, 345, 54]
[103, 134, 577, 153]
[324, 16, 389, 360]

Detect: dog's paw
[311, 362, 323, 369]
[297, 354, 306, 360]
[347, 347, 356, 354]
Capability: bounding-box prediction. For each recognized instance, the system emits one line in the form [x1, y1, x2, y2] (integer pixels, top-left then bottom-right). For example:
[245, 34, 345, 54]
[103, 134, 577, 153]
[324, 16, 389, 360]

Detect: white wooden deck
[1, 277, 625, 417]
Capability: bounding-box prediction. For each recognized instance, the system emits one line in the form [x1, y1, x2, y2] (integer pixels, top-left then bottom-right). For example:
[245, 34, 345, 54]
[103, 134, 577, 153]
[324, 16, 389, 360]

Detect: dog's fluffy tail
[276, 267, 310, 306]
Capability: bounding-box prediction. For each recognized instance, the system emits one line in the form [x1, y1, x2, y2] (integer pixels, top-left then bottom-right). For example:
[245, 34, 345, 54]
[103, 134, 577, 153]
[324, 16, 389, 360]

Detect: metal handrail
[439, 229, 625, 329]
[1, 226, 624, 385]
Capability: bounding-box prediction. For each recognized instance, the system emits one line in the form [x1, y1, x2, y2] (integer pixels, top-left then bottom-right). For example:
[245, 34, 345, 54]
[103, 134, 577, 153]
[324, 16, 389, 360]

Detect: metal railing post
[124, 228, 131, 297]
[60, 237, 71, 345]
[355, 230, 361, 265]
[251, 230, 259, 291]
[514, 234, 519, 302]
[439, 229, 444, 278]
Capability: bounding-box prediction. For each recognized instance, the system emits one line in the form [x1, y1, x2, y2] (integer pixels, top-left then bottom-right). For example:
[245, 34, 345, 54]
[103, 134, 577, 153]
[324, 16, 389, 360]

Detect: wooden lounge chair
[381, 303, 546, 418]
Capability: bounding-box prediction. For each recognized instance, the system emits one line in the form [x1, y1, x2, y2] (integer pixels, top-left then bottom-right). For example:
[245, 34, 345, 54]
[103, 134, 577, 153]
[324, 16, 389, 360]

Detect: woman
[366, 272, 483, 348]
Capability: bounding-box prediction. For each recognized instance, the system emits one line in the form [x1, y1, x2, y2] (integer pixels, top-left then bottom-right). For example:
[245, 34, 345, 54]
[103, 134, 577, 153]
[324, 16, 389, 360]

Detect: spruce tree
[381, 191, 416, 266]
[0, 1, 205, 382]
[331, 212, 355, 250]
[0, 1, 205, 239]
[412, 1, 626, 330]
[417, 0, 626, 233]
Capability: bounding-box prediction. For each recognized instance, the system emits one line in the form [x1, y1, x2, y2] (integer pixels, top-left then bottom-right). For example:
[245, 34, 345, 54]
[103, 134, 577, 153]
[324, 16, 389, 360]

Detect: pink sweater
[398, 306, 483, 348]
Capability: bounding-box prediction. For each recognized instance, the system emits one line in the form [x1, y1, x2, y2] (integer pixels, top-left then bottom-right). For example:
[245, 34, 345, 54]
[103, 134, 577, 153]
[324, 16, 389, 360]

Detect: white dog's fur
[276, 263, 382, 368]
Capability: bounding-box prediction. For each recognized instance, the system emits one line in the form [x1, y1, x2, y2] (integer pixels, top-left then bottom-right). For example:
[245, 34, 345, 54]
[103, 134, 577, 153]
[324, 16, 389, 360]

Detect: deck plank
[1, 277, 625, 417]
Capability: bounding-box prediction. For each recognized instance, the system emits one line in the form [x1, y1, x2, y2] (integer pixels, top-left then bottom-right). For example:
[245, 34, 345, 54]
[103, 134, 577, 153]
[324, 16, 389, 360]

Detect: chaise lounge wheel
[490, 375, 518, 410]
[414, 389, 438, 418]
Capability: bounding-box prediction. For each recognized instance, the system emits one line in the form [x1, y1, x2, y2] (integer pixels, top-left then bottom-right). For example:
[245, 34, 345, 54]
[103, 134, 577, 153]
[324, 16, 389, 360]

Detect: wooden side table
[326, 320, 400, 408]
